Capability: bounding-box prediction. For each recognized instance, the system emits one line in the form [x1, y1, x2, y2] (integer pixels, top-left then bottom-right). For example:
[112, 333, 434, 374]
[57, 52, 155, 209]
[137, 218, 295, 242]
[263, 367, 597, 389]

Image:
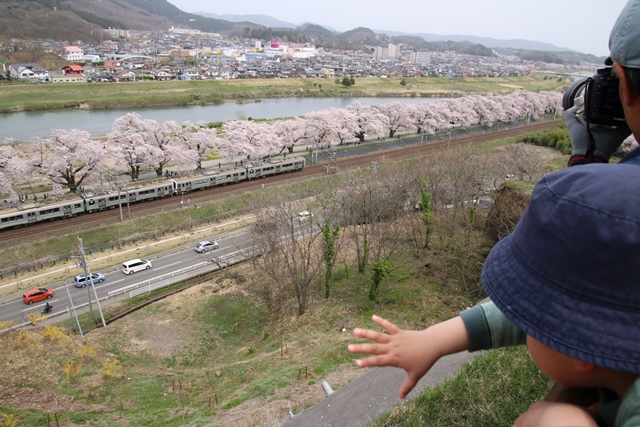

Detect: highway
[0, 218, 260, 329]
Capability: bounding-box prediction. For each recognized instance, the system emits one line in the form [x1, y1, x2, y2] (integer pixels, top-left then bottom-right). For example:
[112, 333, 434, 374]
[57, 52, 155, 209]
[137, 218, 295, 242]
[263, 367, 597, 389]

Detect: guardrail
[108, 248, 248, 300]
[1, 229, 306, 334]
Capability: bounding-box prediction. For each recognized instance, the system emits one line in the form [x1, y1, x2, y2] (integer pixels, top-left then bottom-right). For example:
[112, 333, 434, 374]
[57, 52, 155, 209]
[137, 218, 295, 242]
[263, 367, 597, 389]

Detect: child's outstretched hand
[348, 315, 468, 399]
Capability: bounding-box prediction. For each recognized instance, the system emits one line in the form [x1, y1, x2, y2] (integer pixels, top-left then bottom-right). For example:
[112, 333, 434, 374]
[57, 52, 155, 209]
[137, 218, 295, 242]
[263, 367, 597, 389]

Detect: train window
[75, 203, 82, 208]
[40, 207, 59, 214]
[88, 200, 95, 205]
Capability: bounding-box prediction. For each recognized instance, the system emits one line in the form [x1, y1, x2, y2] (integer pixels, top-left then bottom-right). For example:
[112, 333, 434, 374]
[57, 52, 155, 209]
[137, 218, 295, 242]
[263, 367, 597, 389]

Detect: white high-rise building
[410, 51, 431, 65]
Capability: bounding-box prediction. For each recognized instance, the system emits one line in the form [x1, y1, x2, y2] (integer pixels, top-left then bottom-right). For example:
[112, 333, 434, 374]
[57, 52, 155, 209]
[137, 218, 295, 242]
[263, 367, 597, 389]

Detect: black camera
[562, 67, 626, 127]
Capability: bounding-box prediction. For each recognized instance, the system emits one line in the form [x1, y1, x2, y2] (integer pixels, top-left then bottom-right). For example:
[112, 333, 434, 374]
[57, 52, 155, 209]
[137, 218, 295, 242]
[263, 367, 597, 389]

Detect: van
[122, 258, 152, 275]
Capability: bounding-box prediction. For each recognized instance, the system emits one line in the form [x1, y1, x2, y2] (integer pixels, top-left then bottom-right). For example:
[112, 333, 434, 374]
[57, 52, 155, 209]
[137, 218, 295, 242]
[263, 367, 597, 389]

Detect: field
[0, 75, 569, 113]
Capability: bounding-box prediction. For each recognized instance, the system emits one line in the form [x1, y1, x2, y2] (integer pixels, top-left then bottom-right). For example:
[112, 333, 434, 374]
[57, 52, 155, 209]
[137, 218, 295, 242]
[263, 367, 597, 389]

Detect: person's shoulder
[617, 377, 640, 427]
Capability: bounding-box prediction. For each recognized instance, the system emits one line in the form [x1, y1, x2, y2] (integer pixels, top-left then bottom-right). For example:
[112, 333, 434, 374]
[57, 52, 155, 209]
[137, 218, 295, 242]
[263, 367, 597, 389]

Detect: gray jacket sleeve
[460, 300, 526, 352]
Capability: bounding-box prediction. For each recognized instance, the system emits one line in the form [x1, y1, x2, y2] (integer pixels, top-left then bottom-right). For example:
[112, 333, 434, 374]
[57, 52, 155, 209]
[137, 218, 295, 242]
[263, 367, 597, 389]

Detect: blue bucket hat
[605, 0, 640, 68]
[481, 163, 640, 373]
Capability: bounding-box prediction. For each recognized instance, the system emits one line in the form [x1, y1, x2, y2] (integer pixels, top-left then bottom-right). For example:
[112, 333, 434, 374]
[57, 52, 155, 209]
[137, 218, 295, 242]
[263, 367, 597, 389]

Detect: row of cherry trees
[0, 90, 562, 201]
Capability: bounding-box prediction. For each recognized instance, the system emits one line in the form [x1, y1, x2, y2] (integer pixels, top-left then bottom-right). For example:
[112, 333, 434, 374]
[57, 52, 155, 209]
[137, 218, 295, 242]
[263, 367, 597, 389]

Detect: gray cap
[605, 0, 640, 68]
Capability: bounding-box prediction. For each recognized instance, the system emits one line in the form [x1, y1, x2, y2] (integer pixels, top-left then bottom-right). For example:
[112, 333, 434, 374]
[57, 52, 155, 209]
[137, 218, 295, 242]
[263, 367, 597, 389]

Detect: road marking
[155, 262, 181, 271]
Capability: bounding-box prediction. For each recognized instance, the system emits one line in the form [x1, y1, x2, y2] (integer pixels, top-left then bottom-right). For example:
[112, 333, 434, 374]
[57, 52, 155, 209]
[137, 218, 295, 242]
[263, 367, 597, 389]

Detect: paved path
[282, 350, 479, 427]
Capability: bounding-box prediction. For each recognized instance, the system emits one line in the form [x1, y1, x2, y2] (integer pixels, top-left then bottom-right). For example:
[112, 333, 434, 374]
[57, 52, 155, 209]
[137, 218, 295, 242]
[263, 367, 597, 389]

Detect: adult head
[608, 0, 640, 140]
[481, 163, 640, 374]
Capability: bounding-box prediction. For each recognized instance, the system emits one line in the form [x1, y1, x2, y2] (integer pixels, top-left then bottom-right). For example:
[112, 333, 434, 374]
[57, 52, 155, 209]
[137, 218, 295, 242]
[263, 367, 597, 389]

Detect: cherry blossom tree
[434, 98, 476, 129]
[31, 129, 107, 194]
[498, 92, 527, 122]
[375, 101, 414, 138]
[220, 120, 282, 162]
[410, 102, 444, 135]
[323, 108, 358, 146]
[179, 121, 220, 170]
[272, 117, 307, 154]
[108, 113, 163, 181]
[0, 143, 28, 201]
[303, 109, 342, 149]
[345, 102, 387, 144]
[144, 118, 196, 177]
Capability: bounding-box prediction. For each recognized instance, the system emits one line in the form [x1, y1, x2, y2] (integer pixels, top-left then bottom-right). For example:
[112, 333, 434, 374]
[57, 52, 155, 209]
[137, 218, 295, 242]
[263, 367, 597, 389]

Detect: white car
[122, 259, 152, 275]
[195, 240, 219, 253]
[297, 211, 312, 221]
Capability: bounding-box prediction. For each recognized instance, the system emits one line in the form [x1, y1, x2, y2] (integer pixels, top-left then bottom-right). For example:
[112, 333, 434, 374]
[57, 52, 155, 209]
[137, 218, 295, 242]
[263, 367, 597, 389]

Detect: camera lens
[562, 77, 589, 110]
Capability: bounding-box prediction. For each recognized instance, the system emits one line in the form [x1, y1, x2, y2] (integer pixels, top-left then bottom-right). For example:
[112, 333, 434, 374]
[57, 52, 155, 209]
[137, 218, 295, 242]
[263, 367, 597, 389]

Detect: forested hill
[0, 0, 599, 63]
[0, 1, 500, 56]
[0, 0, 240, 43]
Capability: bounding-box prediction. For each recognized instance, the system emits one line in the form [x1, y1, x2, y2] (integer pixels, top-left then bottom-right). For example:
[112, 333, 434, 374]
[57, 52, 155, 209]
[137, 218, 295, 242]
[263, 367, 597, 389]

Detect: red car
[23, 288, 54, 305]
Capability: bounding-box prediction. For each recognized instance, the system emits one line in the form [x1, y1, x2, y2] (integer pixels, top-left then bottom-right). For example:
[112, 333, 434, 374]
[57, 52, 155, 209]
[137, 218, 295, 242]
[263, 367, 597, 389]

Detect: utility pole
[77, 237, 106, 327]
[117, 185, 123, 222]
[63, 279, 85, 342]
[125, 183, 131, 220]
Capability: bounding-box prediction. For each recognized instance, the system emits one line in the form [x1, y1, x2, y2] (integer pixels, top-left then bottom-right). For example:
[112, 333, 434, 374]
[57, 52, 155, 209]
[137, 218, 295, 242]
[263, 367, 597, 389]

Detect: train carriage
[172, 166, 248, 194]
[127, 183, 174, 203]
[0, 199, 86, 230]
[247, 157, 305, 180]
[38, 201, 85, 220]
[0, 156, 306, 232]
[0, 211, 28, 229]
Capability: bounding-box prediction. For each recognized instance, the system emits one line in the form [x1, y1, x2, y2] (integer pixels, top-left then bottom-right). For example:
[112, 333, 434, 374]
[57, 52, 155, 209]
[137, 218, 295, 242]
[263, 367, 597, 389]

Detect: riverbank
[0, 75, 568, 114]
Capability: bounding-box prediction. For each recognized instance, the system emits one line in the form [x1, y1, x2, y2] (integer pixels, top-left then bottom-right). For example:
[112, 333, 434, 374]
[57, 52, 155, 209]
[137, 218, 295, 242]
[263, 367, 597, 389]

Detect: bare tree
[339, 164, 408, 281]
[249, 189, 324, 316]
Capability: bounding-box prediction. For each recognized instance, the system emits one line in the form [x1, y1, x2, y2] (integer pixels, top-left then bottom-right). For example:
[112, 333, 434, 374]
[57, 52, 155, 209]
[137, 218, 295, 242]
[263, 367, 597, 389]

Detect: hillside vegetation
[0, 0, 603, 60]
[0, 138, 567, 426]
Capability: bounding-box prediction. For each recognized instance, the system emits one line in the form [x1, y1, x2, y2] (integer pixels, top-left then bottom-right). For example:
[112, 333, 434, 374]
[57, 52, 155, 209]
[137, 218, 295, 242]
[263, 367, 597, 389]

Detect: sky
[166, 0, 629, 57]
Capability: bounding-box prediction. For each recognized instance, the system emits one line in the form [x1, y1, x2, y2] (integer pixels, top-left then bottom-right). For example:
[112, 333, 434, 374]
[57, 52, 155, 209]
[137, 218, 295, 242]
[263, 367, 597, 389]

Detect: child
[348, 163, 640, 427]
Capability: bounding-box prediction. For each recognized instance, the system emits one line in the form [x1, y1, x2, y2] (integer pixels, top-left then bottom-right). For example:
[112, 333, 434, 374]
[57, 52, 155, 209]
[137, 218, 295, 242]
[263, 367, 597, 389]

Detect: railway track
[0, 120, 560, 247]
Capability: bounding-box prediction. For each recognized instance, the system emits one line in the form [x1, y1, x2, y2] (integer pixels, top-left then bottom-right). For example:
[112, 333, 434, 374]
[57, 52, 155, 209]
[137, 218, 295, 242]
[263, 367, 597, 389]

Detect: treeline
[518, 51, 564, 64]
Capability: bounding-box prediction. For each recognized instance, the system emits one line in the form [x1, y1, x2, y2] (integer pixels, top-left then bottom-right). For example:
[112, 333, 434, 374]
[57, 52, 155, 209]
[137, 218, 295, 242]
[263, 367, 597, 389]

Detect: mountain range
[0, 0, 604, 65]
[198, 12, 573, 53]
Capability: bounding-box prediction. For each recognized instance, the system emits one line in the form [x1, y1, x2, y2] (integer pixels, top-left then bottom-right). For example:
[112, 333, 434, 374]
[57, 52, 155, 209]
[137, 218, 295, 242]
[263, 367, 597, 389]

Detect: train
[0, 156, 306, 232]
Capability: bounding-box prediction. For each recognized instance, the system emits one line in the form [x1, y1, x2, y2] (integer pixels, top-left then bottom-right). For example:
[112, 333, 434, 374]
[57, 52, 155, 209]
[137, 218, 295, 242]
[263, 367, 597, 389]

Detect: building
[410, 51, 431, 65]
[374, 44, 400, 62]
[387, 44, 399, 61]
[8, 63, 50, 81]
[61, 46, 84, 62]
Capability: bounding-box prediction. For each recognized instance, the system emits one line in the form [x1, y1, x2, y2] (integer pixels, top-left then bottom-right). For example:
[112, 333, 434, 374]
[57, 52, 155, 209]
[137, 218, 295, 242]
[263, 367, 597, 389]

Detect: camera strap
[583, 78, 598, 161]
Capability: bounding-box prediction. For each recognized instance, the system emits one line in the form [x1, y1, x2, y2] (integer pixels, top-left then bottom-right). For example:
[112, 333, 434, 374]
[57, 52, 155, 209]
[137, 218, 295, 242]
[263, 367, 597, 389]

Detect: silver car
[194, 240, 219, 253]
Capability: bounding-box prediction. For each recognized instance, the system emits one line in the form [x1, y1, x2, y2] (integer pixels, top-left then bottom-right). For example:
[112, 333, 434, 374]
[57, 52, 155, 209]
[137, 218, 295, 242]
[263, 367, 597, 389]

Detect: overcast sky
[166, 0, 628, 57]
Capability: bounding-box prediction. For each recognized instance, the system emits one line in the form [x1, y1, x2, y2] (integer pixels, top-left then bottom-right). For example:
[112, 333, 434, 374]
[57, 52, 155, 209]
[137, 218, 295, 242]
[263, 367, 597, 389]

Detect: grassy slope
[0, 141, 567, 426]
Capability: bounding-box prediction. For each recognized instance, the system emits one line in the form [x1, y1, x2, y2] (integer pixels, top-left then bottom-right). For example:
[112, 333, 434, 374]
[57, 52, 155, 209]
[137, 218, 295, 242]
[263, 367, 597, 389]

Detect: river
[0, 97, 446, 142]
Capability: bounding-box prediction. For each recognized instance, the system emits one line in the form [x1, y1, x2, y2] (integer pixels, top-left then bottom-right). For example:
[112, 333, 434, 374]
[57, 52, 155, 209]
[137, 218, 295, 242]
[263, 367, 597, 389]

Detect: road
[0, 218, 259, 327]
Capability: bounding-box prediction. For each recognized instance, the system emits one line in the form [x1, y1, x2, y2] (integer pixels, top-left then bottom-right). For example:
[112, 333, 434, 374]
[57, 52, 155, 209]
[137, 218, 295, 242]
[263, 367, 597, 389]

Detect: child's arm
[348, 314, 469, 399]
[513, 401, 598, 427]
